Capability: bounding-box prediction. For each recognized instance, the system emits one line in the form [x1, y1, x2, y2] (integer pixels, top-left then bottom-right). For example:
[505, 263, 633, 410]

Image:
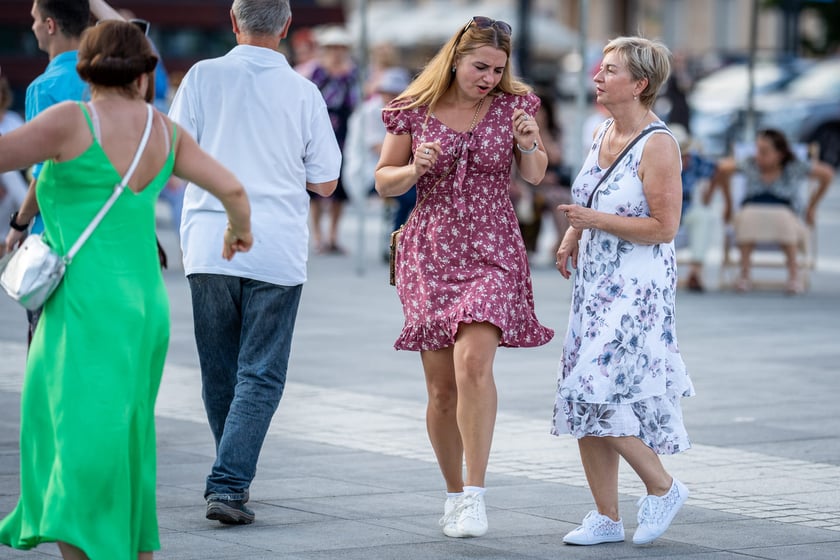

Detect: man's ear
[230, 9, 239, 35]
[45, 17, 58, 35]
[279, 16, 292, 40]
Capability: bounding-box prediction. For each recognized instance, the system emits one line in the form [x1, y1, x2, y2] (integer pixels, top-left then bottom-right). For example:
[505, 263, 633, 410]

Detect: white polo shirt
[169, 45, 341, 286]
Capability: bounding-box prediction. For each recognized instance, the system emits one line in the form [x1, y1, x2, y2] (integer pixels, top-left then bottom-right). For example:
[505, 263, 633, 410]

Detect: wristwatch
[9, 211, 29, 232]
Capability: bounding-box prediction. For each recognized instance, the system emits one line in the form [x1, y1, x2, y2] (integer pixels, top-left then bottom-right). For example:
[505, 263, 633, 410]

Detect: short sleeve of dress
[521, 91, 541, 117]
[382, 98, 413, 136]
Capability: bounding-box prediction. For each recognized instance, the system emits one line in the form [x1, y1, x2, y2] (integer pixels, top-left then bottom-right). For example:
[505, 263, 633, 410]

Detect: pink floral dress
[383, 91, 554, 351]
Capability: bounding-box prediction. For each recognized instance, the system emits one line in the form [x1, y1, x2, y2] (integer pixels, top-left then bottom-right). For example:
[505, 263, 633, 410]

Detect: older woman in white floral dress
[553, 36, 695, 547]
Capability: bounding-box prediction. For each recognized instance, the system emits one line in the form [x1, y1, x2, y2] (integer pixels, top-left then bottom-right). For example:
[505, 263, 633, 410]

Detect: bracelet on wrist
[516, 141, 539, 154]
[9, 211, 30, 232]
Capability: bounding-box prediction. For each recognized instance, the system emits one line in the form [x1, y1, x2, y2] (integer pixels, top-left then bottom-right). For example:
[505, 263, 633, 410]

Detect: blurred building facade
[0, 0, 345, 113]
[0, 0, 829, 112]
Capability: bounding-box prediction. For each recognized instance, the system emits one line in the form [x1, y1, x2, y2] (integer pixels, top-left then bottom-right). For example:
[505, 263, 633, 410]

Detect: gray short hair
[604, 36, 671, 109]
[232, 0, 291, 36]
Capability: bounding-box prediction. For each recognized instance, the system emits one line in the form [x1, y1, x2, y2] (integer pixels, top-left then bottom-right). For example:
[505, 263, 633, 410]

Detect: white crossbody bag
[0, 104, 154, 310]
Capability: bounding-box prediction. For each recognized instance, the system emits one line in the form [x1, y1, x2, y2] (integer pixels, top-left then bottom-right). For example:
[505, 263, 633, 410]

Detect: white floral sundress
[551, 119, 695, 455]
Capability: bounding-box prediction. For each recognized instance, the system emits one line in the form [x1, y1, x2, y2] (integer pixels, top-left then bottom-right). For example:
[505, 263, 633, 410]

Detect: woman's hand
[555, 227, 582, 279]
[222, 225, 253, 261]
[4, 228, 27, 256]
[512, 109, 539, 152]
[413, 141, 441, 178]
[557, 203, 599, 231]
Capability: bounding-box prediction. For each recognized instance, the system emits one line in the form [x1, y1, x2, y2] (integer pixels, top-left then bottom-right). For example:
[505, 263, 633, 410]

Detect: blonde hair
[389, 19, 531, 113]
[603, 36, 671, 109]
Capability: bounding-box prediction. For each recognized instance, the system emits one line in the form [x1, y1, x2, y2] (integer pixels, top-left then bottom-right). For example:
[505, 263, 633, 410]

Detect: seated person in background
[511, 93, 572, 262]
[716, 128, 834, 294]
[670, 124, 720, 292]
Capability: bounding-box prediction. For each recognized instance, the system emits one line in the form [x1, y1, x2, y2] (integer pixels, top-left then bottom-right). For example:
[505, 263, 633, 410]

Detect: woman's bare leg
[738, 243, 754, 281]
[421, 347, 464, 492]
[577, 437, 621, 521]
[611, 436, 672, 496]
[782, 243, 799, 285]
[309, 198, 323, 250]
[57, 542, 88, 560]
[452, 322, 500, 488]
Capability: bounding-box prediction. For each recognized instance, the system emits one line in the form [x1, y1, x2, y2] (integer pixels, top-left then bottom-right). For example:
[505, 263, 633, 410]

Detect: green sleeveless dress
[0, 103, 174, 559]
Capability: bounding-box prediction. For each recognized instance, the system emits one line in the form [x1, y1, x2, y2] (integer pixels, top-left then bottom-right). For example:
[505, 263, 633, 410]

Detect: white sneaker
[439, 492, 487, 537]
[439, 495, 462, 537]
[633, 478, 689, 545]
[563, 510, 625, 545]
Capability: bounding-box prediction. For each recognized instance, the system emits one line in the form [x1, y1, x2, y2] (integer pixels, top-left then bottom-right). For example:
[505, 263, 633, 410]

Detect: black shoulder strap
[585, 125, 667, 208]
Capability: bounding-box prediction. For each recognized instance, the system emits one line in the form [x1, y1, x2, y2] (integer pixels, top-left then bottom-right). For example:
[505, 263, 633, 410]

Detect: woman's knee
[426, 379, 458, 414]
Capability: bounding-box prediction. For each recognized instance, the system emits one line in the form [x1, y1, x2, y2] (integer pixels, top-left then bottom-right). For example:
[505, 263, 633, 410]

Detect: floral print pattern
[551, 120, 695, 455]
[383, 92, 553, 351]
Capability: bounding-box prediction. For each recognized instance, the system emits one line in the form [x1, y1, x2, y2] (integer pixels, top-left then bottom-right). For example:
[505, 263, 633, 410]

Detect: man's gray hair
[232, 0, 291, 36]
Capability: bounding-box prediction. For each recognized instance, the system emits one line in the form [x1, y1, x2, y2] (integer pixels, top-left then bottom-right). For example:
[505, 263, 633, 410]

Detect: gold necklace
[467, 96, 484, 131]
[605, 111, 649, 156]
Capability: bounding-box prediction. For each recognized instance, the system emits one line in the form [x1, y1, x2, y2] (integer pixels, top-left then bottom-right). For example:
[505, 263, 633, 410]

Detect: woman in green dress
[0, 21, 252, 559]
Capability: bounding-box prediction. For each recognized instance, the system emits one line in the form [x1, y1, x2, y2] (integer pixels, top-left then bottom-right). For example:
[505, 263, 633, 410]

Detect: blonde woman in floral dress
[375, 16, 553, 539]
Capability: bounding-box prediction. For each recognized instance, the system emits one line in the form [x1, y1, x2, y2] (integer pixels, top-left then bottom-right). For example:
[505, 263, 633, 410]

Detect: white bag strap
[65, 104, 154, 263]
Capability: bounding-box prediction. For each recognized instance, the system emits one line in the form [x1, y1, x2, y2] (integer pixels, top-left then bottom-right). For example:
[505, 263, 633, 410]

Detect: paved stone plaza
[1, 182, 838, 559]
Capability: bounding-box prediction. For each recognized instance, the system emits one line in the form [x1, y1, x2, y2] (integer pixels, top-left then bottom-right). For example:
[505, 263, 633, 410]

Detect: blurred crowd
[3, 15, 836, 295]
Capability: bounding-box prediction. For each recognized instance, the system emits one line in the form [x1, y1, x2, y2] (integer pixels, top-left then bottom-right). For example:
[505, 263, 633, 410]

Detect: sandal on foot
[734, 278, 751, 293]
[785, 279, 804, 295]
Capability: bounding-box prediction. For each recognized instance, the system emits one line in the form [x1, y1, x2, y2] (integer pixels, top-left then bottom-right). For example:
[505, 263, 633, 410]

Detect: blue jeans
[393, 186, 416, 231]
[187, 274, 302, 501]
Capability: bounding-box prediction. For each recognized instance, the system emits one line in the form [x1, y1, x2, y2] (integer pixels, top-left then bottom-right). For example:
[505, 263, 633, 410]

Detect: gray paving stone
[1, 179, 839, 559]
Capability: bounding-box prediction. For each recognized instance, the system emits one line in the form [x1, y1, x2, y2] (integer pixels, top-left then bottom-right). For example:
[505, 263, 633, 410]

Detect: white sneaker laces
[439, 494, 482, 526]
[636, 494, 664, 526]
[439, 497, 462, 527]
[460, 494, 482, 522]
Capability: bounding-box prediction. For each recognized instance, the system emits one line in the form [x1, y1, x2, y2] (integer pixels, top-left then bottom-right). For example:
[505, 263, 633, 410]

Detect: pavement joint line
[3, 348, 839, 533]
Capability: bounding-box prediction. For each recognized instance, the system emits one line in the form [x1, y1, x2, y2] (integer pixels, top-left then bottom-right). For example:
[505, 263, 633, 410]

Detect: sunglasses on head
[463, 16, 512, 37]
[129, 18, 150, 36]
[95, 18, 150, 37]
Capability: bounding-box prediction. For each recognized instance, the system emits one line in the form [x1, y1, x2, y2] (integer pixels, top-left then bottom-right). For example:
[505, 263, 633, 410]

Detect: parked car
[751, 58, 840, 167]
[688, 59, 812, 156]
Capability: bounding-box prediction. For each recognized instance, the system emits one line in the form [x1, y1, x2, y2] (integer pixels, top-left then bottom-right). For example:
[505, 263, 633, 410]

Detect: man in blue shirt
[5, 0, 90, 344]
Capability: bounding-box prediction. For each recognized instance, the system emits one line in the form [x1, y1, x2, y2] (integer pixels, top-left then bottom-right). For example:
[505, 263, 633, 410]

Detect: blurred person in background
[290, 27, 318, 79]
[670, 123, 721, 292]
[363, 41, 400, 99]
[342, 67, 412, 259]
[510, 91, 572, 263]
[307, 26, 360, 255]
[716, 128, 834, 294]
[0, 76, 24, 135]
[655, 51, 693, 132]
[0, 76, 27, 240]
[5, 0, 90, 347]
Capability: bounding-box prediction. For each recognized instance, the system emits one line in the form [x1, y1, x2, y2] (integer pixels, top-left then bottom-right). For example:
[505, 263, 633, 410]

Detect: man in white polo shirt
[168, 0, 340, 526]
